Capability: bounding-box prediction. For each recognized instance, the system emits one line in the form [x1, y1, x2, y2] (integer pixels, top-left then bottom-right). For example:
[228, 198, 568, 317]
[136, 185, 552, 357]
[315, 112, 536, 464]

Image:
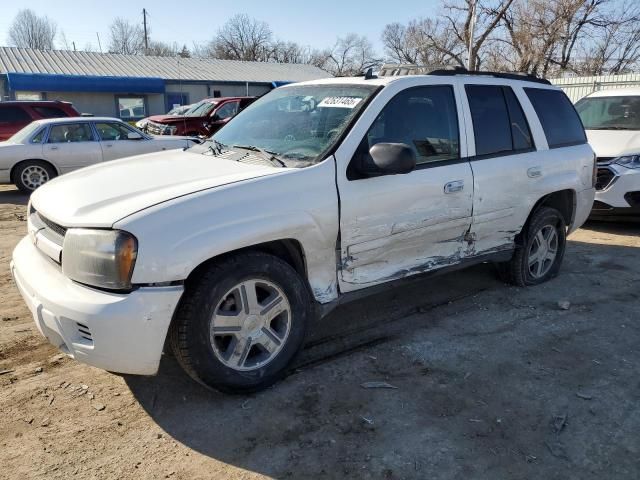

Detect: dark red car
[144, 97, 256, 137]
[0, 101, 81, 141]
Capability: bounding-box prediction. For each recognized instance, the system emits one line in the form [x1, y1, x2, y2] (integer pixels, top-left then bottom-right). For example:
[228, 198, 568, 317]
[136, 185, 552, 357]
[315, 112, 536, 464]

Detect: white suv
[575, 88, 640, 220]
[11, 71, 596, 392]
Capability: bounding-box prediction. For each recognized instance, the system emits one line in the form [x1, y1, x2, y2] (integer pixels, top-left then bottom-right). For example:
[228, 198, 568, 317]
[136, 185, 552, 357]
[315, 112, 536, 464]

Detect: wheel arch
[516, 189, 576, 245]
[185, 238, 310, 291]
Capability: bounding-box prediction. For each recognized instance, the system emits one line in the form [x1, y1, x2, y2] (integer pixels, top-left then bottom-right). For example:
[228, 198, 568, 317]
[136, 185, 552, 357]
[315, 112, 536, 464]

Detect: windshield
[184, 100, 217, 117]
[211, 84, 378, 164]
[575, 95, 640, 130]
[8, 122, 43, 143]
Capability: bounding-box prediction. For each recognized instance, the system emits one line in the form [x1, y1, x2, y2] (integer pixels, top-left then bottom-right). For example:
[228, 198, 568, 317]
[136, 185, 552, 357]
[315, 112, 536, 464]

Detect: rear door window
[466, 85, 535, 156]
[32, 106, 69, 118]
[524, 88, 586, 148]
[465, 85, 513, 156]
[0, 106, 31, 123]
[48, 124, 94, 143]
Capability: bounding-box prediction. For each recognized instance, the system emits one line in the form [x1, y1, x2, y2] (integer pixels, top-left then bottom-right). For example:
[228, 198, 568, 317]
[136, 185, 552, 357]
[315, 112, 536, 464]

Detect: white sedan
[0, 117, 199, 193]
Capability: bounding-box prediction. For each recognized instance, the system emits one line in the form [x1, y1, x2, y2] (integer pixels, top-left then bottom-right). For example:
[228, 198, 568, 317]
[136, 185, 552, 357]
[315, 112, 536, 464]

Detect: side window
[47, 124, 94, 143]
[356, 85, 460, 172]
[32, 106, 68, 118]
[31, 128, 46, 144]
[215, 101, 240, 120]
[0, 106, 31, 123]
[465, 85, 512, 156]
[524, 88, 587, 148]
[95, 122, 133, 141]
[503, 88, 534, 150]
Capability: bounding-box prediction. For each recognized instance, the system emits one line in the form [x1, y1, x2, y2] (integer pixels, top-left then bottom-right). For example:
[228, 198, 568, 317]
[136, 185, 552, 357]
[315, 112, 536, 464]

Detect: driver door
[336, 83, 474, 291]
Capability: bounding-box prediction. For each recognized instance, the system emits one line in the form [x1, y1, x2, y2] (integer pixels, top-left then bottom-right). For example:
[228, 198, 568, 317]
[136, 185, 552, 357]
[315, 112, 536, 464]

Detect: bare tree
[442, 0, 515, 70]
[208, 14, 273, 61]
[146, 41, 180, 57]
[320, 34, 381, 76]
[382, 23, 421, 64]
[108, 17, 145, 55]
[8, 9, 57, 50]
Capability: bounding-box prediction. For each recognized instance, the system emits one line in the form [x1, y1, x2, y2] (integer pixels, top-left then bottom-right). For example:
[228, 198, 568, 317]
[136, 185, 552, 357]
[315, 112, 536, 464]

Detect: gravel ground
[0, 184, 639, 480]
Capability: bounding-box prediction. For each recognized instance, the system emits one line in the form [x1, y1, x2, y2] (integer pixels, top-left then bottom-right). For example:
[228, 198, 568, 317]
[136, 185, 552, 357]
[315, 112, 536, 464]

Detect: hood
[586, 129, 640, 158]
[30, 149, 279, 228]
[147, 115, 196, 124]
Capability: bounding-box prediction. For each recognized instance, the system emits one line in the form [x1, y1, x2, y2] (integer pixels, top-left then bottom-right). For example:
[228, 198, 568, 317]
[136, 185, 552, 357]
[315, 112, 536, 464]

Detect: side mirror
[127, 132, 143, 140]
[366, 143, 416, 176]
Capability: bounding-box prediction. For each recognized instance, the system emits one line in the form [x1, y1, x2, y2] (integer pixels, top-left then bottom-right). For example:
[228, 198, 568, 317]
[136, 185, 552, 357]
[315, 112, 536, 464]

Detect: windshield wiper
[231, 144, 286, 167]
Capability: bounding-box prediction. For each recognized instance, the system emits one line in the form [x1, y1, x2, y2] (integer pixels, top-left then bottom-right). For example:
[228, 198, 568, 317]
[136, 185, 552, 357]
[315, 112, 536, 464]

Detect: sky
[0, 0, 441, 54]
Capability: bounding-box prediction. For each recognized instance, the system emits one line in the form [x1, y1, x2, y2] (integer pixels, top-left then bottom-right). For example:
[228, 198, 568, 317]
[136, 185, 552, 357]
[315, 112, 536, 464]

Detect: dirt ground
[1, 183, 639, 480]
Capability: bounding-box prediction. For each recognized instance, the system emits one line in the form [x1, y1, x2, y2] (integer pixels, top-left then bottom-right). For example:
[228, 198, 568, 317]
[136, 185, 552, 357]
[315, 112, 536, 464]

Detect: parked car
[11, 71, 595, 393]
[575, 88, 640, 220]
[0, 117, 198, 193]
[135, 104, 193, 131]
[0, 100, 80, 141]
[145, 97, 256, 137]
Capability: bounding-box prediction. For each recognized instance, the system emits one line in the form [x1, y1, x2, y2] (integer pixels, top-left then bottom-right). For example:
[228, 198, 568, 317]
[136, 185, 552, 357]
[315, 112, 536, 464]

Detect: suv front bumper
[592, 164, 640, 218]
[11, 236, 183, 375]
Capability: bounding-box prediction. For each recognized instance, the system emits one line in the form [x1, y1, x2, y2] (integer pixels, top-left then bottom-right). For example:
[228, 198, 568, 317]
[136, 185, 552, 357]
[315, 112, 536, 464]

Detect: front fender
[116, 159, 340, 303]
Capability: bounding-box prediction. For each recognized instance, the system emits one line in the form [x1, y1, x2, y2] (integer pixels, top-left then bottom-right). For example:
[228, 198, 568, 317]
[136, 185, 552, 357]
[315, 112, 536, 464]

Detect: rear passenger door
[458, 82, 540, 256]
[43, 122, 103, 173]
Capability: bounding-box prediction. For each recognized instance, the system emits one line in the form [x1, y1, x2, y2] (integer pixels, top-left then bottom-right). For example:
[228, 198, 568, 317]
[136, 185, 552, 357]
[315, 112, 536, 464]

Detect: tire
[169, 251, 311, 393]
[14, 160, 57, 194]
[497, 206, 567, 287]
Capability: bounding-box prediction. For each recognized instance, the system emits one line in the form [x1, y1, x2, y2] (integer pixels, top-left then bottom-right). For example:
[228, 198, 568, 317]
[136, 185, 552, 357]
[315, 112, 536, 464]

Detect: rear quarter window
[0, 106, 31, 123]
[524, 88, 586, 148]
[32, 106, 69, 118]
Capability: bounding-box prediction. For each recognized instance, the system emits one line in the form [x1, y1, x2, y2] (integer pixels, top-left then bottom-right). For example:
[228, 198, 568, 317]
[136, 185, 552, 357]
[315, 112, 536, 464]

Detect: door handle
[105, 144, 113, 148]
[444, 180, 464, 194]
[50, 145, 58, 150]
[527, 166, 542, 178]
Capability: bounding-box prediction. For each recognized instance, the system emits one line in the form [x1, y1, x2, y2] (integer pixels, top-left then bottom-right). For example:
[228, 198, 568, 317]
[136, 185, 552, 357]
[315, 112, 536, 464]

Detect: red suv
[144, 97, 256, 137]
[0, 101, 81, 141]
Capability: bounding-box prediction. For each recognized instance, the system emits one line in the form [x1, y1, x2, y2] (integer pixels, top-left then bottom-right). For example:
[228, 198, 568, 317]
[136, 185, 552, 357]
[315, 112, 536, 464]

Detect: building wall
[550, 74, 640, 102]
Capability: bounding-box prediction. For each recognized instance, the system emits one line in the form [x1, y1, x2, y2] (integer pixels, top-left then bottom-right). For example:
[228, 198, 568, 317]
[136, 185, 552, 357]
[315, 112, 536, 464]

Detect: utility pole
[142, 8, 149, 55]
[467, 0, 477, 70]
[72, 41, 76, 52]
[96, 32, 102, 53]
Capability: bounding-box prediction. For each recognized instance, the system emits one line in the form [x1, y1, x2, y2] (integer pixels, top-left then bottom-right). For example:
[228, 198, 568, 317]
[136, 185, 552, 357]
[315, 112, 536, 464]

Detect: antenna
[142, 8, 149, 55]
[96, 32, 102, 53]
[364, 68, 376, 80]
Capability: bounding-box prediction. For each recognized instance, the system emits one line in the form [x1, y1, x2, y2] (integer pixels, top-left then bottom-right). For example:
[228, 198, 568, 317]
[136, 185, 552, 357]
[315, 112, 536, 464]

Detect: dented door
[336, 84, 474, 291]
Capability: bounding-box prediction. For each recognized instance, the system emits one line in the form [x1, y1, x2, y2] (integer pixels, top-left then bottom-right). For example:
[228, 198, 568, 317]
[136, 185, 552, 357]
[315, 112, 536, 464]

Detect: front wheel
[497, 206, 567, 286]
[169, 251, 311, 393]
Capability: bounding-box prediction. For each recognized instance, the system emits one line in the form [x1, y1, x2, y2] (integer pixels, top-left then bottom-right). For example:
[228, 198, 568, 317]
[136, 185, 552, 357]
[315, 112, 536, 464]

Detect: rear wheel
[169, 251, 311, 393]
[497, 207, 566, 286]
[14, 160, 57, 193]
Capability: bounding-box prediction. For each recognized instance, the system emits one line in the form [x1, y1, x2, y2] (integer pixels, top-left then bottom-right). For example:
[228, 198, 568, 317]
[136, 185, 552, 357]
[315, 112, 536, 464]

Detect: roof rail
[429, 67, 551, 85]
[378, 63, 551, 85]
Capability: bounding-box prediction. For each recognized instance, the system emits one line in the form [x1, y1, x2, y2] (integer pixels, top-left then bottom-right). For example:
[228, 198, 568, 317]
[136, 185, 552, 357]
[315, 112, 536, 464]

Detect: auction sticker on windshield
[318, 96, 363, 108]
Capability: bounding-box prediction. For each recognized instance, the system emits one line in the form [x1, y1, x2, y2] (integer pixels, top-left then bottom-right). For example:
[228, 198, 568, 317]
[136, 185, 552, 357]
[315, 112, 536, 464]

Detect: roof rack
[378, 63, 551, 85]
[429, 67, 551, 85]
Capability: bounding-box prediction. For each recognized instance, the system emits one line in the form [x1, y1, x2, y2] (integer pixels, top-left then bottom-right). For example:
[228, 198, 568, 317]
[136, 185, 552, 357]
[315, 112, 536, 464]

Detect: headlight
[615, 154, 640, 169]
[62, 229, 138, 290]
[164, 125, 177, 135]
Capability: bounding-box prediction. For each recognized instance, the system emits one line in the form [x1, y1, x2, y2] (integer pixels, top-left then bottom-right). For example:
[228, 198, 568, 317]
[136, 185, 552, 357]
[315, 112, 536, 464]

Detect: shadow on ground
[124, 237, 640, 479]
[0, 187, 29, 206]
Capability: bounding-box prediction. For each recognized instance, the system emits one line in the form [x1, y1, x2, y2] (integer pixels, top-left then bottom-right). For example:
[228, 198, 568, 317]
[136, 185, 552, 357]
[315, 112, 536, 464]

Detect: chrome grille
[38, 213, 67, 237]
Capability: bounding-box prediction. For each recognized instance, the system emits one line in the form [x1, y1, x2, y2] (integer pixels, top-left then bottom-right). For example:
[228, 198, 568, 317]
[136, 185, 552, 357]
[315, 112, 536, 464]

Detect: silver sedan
[0, 117, 198, 193]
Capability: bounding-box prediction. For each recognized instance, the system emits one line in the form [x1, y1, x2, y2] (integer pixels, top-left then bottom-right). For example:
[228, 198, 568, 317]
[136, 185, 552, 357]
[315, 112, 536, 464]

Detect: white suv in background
[575, 88, 640, 219]
[12, 70, 595, 393]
